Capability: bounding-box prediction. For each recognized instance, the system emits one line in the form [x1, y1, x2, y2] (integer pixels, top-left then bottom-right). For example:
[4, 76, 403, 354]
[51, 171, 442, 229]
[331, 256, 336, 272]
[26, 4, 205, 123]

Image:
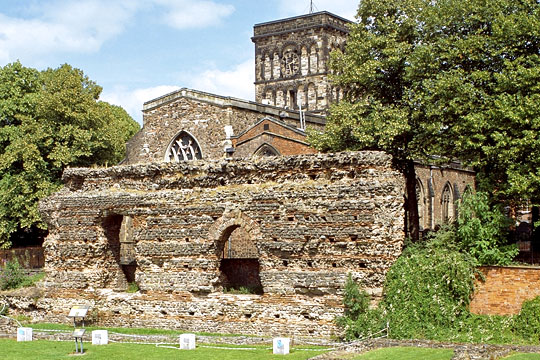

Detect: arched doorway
[218, 226, 263, 294]
[210, 212, 264, 294]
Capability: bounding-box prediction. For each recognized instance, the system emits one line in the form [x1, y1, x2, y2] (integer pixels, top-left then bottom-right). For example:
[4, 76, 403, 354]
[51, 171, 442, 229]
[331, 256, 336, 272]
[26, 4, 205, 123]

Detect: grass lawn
[352, 347, 454, 360]
[1, 339, 327, 360]
[503, 354, 540, 360]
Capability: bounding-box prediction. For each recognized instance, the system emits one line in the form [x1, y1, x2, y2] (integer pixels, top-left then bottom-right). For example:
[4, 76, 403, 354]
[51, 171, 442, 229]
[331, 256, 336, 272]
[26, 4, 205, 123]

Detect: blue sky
[0, 1, 357, 124]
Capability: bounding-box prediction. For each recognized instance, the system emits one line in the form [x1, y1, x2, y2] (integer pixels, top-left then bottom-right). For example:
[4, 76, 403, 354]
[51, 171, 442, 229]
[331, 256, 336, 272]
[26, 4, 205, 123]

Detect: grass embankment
[351, 347, 540, 360]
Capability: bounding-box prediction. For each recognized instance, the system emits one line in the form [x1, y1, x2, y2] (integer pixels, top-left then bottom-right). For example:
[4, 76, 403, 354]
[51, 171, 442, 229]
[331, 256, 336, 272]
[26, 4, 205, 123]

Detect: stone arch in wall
[441, 182, 455, 223]
[208, 211, 264, 294]
[164, 130, 203, 162]
[254, 143, 280, 157]
[101, 213, 137, 290]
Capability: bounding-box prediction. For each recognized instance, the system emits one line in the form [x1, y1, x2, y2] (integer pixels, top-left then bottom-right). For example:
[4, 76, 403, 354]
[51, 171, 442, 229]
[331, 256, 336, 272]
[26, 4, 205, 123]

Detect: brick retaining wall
[470, 266, 540, 315]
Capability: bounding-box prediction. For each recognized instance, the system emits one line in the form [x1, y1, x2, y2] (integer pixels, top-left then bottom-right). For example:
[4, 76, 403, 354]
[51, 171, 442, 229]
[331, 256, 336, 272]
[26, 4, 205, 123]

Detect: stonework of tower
[252, 11, 351, 115]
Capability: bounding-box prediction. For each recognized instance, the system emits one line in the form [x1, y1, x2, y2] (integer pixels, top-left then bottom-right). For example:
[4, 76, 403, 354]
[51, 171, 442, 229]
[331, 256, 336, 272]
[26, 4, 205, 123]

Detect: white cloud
[0, 0, 137, 64]
[101, 85, 181, 125]
[0, 0, 235, 64]
[101, 58, 254, 125]
[277, 0, 358, 21]
[182, 58, 254, 101]
[156, 0, 235, 29]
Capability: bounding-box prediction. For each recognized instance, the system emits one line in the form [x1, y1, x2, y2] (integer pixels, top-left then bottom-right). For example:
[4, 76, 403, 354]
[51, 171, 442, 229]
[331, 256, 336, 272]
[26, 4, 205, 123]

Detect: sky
[0, 0, 358, 124]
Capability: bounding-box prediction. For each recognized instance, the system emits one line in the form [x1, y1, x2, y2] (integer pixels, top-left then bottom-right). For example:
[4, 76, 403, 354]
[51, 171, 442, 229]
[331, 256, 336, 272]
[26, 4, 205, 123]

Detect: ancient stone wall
[470, 266, 540, 315]
[30, 151, 404, 336]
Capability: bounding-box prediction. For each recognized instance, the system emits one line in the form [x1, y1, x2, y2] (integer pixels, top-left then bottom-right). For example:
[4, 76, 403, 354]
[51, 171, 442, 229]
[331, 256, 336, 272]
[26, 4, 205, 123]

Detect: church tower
[252, 11, 351, 115]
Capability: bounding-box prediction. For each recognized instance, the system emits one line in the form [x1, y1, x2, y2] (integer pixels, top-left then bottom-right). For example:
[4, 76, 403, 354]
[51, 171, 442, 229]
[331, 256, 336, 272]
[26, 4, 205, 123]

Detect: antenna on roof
[309, 1, 318, 14]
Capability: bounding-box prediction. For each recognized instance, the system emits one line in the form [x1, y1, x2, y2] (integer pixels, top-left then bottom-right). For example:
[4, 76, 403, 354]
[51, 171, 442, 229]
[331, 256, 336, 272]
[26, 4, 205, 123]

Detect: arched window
[254, 143, 280, 157]
[416, 179, 426, 231]
[164, 131, 202, 162]
[441, 183, 454, 223]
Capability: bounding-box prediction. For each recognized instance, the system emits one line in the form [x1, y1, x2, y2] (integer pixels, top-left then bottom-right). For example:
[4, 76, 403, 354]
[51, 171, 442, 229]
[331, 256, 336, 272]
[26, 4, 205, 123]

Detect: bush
[381, 228, 476, 339]
[336, 274, 385, 340]
[0, 259, 26, 290]
[514, 296, 540, 341]
[456, 191, 518, 265]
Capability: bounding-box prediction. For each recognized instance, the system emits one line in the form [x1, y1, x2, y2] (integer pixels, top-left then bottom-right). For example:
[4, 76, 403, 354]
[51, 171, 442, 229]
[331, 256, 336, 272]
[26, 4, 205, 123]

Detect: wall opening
[217, 225, 263, 294]
[102, 214, 137, 289]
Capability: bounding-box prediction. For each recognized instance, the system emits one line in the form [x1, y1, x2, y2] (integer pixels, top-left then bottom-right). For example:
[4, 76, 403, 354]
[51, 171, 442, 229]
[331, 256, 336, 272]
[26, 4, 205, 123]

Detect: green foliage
[382, 231, 476, 339]
[456, 191, 518, 265]
[336, 274, 384, 340]
[0, 259, 26, 290]
[223, 285, 263, 295]
[0, 62, 139, 248]
[311, 0, 540, 204]
[126, 282, 139, 293]
[514, 296, 540, 342]
[336, 227, 538, 344]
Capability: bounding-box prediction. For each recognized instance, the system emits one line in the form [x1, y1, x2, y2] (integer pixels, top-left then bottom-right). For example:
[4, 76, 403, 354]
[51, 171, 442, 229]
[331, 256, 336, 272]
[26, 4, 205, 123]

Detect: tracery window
[164, 131, 202, 162]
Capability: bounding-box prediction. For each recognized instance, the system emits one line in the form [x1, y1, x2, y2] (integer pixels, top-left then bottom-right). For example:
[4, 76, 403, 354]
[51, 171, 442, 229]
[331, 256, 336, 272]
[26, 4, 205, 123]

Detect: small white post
[17, 327, 32, 342]
[273, 337, 290, 355]
[92, 330, 108, 345]
[179, 333, 196, 350]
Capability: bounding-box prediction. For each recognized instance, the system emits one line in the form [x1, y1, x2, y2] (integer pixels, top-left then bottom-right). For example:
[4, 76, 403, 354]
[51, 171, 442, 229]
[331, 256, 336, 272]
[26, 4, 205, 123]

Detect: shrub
[513, 296, 540, 341]
[127, 282, 139, 293]
[381, 228, 476, 339]
[336, 274, 385, 340]
[0, 259, 26, 290]
[456, 191, 518, 266]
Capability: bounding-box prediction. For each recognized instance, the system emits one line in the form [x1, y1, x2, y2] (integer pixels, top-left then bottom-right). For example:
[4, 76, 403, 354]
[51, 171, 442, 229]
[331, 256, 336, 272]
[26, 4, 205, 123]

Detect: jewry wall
[9, 151, 405, 337]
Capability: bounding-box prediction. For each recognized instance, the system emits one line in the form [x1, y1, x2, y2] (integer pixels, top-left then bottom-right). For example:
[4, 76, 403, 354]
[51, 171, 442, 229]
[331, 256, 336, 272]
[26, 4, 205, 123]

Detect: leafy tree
[407, 0, 540, 203]
[0, 62, 139, 249]
[308, 0, 427, 241]
[310, 0, 540, 238]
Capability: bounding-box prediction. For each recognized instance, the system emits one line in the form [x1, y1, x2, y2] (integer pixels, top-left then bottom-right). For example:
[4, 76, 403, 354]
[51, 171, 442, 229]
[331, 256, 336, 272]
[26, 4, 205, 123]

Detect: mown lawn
[502, 354, 540, 360]
[352, 347, 454, 360]
[1, 339, 327, 360]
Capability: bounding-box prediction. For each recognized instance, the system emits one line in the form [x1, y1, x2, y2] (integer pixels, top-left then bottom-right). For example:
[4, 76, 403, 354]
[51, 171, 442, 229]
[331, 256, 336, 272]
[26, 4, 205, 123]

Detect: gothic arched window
[441, 183, 454, 223]
[254, 143, 280, 157]
[164, 131, 202, 162]
[416, 179, 425, 230]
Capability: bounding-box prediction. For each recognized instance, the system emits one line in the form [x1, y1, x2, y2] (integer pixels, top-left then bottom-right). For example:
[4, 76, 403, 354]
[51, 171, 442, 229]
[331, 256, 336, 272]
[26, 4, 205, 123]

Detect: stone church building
[2, 11, 474, 337]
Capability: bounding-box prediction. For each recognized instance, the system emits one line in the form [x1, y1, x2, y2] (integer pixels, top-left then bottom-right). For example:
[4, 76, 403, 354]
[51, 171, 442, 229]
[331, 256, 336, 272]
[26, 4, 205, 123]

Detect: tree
[0, 62, 139, 248]
[406, 0, 540, 204]
[309, 0, 540, 237]
[308, 0, 427, 241]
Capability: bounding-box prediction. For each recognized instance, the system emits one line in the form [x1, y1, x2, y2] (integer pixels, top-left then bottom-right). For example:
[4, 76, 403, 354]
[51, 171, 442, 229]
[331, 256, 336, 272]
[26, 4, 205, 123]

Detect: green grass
[503, 354, 540, 360]
[352, 347, 454, 360]
[0, 339, 327, 360]
[26, 322, 247, 338]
